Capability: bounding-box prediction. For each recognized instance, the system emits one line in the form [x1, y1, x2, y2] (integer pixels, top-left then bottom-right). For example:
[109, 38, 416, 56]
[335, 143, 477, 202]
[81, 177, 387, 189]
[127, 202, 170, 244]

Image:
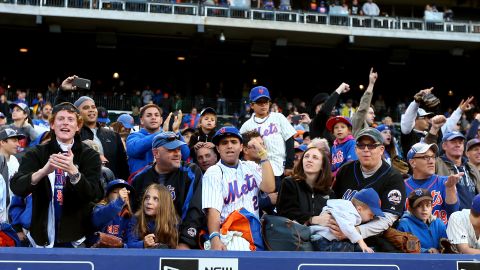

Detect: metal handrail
[3, 1, 480, 34]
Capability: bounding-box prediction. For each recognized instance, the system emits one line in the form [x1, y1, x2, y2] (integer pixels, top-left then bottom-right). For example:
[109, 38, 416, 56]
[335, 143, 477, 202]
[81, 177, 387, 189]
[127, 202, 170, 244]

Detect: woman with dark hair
[277, 146, 335, 226]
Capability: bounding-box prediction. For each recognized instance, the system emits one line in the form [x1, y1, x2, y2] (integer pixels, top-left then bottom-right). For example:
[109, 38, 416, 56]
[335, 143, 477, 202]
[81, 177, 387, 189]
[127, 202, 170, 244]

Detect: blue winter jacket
[126, 128, 190, 173]
[92, 197, 131, 242]
[397, 211, 447, 253]
[9, 194, 32, 230]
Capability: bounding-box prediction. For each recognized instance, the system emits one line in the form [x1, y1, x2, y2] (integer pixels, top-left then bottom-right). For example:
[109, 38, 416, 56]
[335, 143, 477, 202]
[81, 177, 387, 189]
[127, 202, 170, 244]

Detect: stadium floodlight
[219, 31, 226, 42]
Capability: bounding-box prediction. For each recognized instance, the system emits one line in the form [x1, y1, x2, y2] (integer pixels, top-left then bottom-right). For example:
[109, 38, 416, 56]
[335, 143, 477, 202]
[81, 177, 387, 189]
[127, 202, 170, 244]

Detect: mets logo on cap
[220, 127, 226, 133]
[258, 88, 264, 94]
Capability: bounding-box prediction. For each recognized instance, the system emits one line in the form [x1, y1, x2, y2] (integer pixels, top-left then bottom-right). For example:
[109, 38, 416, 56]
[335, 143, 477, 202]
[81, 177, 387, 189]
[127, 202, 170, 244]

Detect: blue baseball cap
[376, 124, 390, 133]
[353, 188, 385, 217]
[97, 107, 110, 124]
[442, 131, 466, 143]
[295, 144, 308, 152]
[152, 131, 186, 150]
[212, 126, 243, 145]
[106, 179, 134, 195]
[407, 142, 438, 161]
[249, 86, 270, 102]
[0, 112, 5, 119]
[117, 114, 134, 129]
[326, 116, 352, 132]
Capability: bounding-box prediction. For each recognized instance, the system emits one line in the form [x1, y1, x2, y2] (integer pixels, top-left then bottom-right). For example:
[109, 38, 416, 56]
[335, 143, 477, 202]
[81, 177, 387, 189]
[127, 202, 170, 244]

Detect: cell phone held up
[72, 77, 91, 90]
[292, 115, 303, 125]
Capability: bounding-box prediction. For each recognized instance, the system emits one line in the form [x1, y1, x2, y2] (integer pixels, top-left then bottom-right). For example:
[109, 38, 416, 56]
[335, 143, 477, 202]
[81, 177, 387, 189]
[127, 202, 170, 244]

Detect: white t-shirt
[202, 160, 263, 223]
[240, 112, 296, 176]
[447, 209, 480, 249]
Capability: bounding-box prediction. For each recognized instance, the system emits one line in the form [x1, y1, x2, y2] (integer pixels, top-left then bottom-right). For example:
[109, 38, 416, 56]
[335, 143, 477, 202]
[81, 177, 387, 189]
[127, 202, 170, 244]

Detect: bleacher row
[2, 0, 480, 34]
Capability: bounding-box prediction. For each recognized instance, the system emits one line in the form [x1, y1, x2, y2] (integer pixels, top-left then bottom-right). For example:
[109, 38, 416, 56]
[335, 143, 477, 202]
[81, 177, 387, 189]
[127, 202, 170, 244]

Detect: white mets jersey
[202, 160, 263, 223]
[240, 112, 296, 176]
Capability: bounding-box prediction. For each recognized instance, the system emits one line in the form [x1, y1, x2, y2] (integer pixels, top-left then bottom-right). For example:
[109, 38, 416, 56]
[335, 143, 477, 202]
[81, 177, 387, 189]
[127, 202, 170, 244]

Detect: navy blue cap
[353, 188, 385, 217]
[152, 131, 186, 150]
[106, 179, 134, 195]
[0, 112, 5, 118]
[249, 86, 270, 102]
[97, 107, 110, 124]
[442, 131, 466, 143]
[472, 194, 480, 214]
[212, 126, 243, 145]
[117, 114, 134, 129]
[200, 107, 216, 117]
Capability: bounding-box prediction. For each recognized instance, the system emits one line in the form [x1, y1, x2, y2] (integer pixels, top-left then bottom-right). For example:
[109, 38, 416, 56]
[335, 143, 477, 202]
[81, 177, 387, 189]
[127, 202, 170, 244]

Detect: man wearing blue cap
[240, 86, 296, 191]
[202, 126, 275, 250]
[435, 130, 480, 210]
[130, 131, 204, 249]
[404, 142, 460, 224]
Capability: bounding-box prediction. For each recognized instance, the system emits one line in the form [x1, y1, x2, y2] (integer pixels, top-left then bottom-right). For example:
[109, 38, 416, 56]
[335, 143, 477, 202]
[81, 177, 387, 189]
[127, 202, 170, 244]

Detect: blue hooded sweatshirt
[439, 155, 476, 211]
[92, 197, 131, 243]
[126, 128, 190, 173]
[397, 211, 447, 253]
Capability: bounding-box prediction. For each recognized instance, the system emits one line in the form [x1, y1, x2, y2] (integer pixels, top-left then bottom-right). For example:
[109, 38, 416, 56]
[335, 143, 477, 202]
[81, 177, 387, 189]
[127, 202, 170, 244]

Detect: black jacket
[188, 128, 215, 160]
[277, 176, 335, 225]
[333, 160, 406, 216]
[309, 91, 339, 144]
[10, 134, 103, 246]
[80, 124, 130, 180]
[131, 162, 205, 248]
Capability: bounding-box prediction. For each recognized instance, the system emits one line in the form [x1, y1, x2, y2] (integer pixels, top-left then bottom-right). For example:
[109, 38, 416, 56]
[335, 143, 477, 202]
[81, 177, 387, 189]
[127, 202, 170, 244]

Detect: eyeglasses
[413, 155, 436, 161]
[356, 143, 381, 150]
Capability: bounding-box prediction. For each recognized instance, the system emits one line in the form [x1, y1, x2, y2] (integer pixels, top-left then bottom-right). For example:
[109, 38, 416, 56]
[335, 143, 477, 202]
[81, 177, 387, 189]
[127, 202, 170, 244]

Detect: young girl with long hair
[126, 184, 179, 249]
